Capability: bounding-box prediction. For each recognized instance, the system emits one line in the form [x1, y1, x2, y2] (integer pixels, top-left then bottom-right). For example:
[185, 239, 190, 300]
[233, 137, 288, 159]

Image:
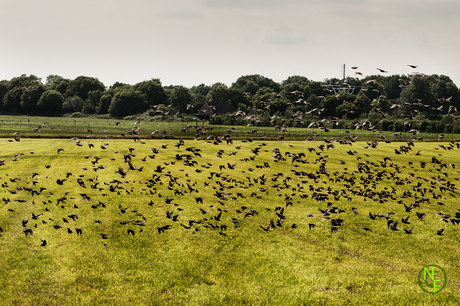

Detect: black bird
[260, 223, 271, 232]
[23, 228, 33, 236]
[180, 223, 192, 229]
[157, 225, 171, 234]
[362, 226, 372, 232]
[199, 208, 210, 214]
[416, 212, 426, 220]
[32, 213, 42, 220]
[127, 229, 135, 236]
[401, 216, 410, 224]
[404, 226, 414, 234]
[436, 229, 445, 236]
[75, 228, 83, 235]
[390, 221, 399, 231]
[40, 239, 47, 246]
[308, 223, 316, 230]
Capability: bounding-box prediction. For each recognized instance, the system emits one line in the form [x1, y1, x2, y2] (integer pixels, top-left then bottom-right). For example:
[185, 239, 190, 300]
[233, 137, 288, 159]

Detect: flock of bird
[1, 117, 459, 251]
[1, 65, 459, 249]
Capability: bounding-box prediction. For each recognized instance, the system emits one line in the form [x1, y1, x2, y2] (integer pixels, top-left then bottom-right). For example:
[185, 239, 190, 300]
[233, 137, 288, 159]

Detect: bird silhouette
[403, 226, 414, 234]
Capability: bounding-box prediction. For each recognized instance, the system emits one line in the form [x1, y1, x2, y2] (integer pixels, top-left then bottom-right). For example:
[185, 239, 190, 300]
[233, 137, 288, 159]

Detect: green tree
[379, 75, 408, 100]
[360, 80, 386, 102]
[110, 82, 131, 90]
[241, 80, 259, 95]
[281, 82, 311, 103]
[431, 75, 460, 111]
[82, 89, 103, 114]
[133, 79, 168, 106]
[208, 84, 230, 104]
[251, 87, 288, 115]
[232, 75, 281, 93]
[108, 88, 147, 117]
[96, 92, 114, 114]
[227, 87, 250, 110]
[68, 76, 105, 100]
[170, 86, 192, 113]
[282, 75, 309, 86]
[38, 90, 64, 114]
[49, 78, 72, 98]
[190, 84, 211, 97]
[2, 75, 43, 113]
[399, 76, 434, 118]
[336, 92, 371, 119]
[192, 93, 207, 112]
[46, 75, 64, 86]
[0, 81, 8, 110]
[62, 96, 84, 113]
[319, 92, 356, 117]
[2, 86, 25, 113]
[20, 84, 46, 113]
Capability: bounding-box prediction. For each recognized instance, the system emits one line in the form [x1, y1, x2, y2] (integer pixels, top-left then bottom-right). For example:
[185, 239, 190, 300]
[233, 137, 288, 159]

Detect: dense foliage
[1, 73, 460, 133]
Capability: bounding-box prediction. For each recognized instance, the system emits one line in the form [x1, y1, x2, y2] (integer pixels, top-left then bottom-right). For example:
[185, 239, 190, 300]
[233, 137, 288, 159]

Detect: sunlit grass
[0, 138, 459, 305]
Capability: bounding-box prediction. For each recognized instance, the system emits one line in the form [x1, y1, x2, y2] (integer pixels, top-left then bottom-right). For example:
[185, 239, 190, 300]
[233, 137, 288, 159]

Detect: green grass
[0, 138, 459, 305]
[1, 114, 459, 142]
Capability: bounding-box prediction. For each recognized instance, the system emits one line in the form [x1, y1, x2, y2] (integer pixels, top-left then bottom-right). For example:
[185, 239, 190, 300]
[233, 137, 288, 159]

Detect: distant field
[0, 114, 459, 141]
[0, 137, 459, 305]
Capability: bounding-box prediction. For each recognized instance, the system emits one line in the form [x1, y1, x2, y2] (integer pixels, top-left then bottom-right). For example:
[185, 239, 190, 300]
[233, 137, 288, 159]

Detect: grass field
[0, 135, 459, 305]
[1, 114, 459, 142]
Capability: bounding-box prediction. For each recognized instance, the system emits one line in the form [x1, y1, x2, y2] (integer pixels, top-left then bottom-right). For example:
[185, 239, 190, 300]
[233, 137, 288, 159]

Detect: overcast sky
[1, 0, 459, 88]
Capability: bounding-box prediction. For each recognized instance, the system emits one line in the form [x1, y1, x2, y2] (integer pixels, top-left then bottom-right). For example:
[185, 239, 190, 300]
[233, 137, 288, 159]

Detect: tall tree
[82, 89, 103, 114]
[0, 81, 8, 110]
[192, 93, 207, 112]
[96, 91, 114, 114]
[62, 96, 84, 113]
[318, 92, 356, 118]
[68, 76, 105, 100]
[170, 86, 192, 113]
[49, 78, 73, 98]
[38, 90, 64, 114]
[232, 75, 281, 93]
[190, 83, 211, 97]
[46, 75, 64, 86]
[208, 84, 230, 104]
[133, 79, 168, 106]
[20, 84, 46, 113]
[2, 87, 25, 113]
[108, 88, 147, 117]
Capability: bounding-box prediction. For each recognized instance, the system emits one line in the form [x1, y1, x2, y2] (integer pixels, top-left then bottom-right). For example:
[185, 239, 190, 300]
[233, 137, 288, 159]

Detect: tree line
[1, 73, 459, 130]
